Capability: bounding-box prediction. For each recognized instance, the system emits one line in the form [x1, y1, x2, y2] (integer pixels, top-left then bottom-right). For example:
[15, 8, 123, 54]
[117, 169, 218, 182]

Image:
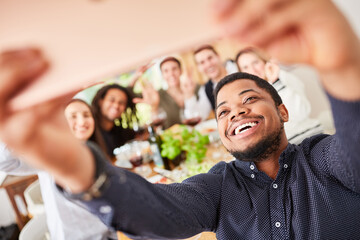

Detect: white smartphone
[0, 0, 219, 110]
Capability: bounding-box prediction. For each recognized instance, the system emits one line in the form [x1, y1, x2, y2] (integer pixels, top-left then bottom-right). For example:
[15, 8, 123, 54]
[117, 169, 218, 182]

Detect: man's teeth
[234, 122, 257, 135]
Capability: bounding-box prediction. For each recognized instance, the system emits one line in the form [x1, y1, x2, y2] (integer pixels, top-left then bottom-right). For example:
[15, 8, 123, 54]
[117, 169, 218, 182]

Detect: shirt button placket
[250, 165, 255, 179]
[270, 181, 287, 239]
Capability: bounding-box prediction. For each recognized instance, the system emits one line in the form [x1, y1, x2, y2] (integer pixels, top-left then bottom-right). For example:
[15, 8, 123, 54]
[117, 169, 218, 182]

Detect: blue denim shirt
[72, 94, 360, 240]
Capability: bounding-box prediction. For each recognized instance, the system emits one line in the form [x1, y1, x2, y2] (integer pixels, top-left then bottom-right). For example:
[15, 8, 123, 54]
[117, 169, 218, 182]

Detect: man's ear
[278, 104, 289, 122]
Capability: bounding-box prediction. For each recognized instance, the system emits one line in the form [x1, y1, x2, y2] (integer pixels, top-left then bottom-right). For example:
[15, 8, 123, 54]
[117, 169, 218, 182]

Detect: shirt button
[284, 164, 288, 169]
[273, 183, 278, 189]
[250, 165, 255, 170]
[251, 174, 255, 178]
[99, 205, 112, 214]
[275, 222, 281, 228]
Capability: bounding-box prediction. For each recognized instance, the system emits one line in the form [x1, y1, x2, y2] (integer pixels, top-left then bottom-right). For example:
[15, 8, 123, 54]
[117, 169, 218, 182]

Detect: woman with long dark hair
[91, 84, 138, 157]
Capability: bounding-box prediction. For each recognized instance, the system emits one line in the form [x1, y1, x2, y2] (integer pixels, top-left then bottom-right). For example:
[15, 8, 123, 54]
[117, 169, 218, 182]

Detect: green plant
[160, 125, 210, 164]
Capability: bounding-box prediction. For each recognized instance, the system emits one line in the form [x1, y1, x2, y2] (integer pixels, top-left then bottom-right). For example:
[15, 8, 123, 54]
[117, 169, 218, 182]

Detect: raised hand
[133, 79, 160, 111]
[0, 48, 50, 149]
[213, 0, 359, 69]
[128, 62, 155, 87]
[0, 48, 94, 192]
[264, 59, 280, 84]
[212, 0, 360, 100]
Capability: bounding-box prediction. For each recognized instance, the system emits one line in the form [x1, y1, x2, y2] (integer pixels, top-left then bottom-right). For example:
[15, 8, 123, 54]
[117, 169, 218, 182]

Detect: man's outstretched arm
[0, 49, 95, 193]
[0, 0, 359, 236]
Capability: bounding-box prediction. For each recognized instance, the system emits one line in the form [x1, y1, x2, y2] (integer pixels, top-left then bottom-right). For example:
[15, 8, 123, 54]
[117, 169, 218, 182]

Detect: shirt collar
[234, 143, 297, 173]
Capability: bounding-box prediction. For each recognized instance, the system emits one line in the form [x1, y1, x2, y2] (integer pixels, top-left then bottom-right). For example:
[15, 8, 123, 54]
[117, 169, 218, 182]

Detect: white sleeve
[0, 142, 37, 175]
[184, 86, 213, 121]
[277, 70, 311, 122]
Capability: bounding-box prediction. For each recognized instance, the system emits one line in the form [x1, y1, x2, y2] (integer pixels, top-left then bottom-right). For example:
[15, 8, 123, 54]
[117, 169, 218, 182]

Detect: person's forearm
[76, 165, 219, 238]
[22, 128, 96, 193]
[319, 28, 360, 101]
[128, 74, 140, 88]
[53, 143, 95, 193]
[0, 146, 38, 176]
[321, 55, 360, 101]
[326, 94, 360, 193]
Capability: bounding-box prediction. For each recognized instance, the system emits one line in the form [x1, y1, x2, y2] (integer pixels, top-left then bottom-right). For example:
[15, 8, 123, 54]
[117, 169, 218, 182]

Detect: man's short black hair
[214, 72, 283, 110]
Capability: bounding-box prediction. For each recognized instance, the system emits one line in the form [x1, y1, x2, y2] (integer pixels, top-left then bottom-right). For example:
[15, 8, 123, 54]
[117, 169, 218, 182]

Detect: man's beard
[229, 124, 283, 163]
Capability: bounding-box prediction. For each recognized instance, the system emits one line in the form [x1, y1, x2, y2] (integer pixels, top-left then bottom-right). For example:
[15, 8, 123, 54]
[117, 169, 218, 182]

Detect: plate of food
[195, 119, 220, 142]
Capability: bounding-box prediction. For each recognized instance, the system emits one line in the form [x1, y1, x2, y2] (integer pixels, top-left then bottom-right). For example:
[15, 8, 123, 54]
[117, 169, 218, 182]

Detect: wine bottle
[148, 126, 169, 169]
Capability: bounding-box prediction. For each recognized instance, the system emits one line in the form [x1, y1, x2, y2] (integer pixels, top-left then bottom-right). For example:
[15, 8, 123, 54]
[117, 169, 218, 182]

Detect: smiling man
[215, 73, 288, 179]
[0, 0, 360, 239]
[184, 45, 228, 121]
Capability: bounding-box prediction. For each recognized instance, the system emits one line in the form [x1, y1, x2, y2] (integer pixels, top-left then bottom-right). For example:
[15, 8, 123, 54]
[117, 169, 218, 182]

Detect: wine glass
[129, 141, 152, 178]
[180, 109, 201, 127]
[114, 144, 133, 169]
[151, 107, 167, 134]
[132, 121, 147, 140]
[129, 155, 143, 167]
[129, 142, 143, 168]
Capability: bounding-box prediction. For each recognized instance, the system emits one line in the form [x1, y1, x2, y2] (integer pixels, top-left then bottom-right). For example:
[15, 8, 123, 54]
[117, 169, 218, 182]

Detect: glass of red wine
[129, 155, 143, 167]
[132, 121, 147, 140]
[180, 109, 201, 127]
[128, 141, 152, 177]
[151, 107, 167, 134]
[129, 141, 143, 167]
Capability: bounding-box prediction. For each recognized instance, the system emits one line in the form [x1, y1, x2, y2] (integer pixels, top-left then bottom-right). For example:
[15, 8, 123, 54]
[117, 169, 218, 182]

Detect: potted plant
[160, 125, 210, 168]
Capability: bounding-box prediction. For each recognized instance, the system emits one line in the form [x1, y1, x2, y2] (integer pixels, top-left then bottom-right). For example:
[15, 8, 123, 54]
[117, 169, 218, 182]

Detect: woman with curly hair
[91, 84, 138, 157]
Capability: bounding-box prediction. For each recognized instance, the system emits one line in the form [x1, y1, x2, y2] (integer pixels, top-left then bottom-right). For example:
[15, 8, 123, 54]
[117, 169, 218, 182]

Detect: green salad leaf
[160, 125, 210, 164]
